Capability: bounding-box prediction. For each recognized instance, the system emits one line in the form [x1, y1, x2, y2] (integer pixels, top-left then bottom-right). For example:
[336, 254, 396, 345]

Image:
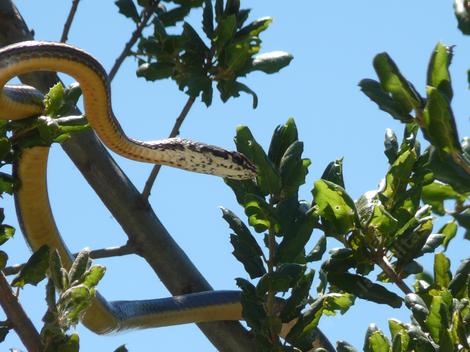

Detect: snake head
[226, 150, 258, 180]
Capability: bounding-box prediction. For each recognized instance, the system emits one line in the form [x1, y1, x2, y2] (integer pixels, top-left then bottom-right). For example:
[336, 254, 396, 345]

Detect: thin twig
[0, 272, 42, 351]
[3, 244, 135, 276]
[376, 255, 412, 294]
[108, 8, 153, 82]
[60, 0, 81, 43]
[142, 96, 196, 199]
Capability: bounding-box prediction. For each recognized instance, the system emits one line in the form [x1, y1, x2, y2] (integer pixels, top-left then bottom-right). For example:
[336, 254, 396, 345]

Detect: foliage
[116, 0, 292, 107]
[223, 41, 469, 351]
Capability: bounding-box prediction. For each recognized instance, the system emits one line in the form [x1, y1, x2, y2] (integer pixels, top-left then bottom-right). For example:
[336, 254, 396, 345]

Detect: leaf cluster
[223, 119, 353, 351]
[338, 253, 470, 352]
[11, 246, 105, 352]
[116, 0, 292, 107]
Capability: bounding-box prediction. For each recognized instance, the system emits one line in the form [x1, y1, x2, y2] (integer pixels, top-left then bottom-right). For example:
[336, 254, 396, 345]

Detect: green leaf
[247, 51, 293, 74]
[114, 0, 140, 23]
[280, 270, 314, 322]
[439, 221, 458, 251]
[243, 194, 277, 233]
[256, 264, 305, 295]
[321, 159, 345, 189]
[80, 265, 106, 289]
[276, 207, 317, 263]
[365, 330, 391, 352]
[425, 295, 448, 343]
[337, 341, 358, 352]
[422, 87, 461, 155]
[136, 62, 174, 81]
[448, 258, 470, 298]
[454, 1, 470, 35]
[359, 79, 413, 123]
[323, 293, 355, 316]
[313, 180, 358, 235]
[0, 222, 14, 246]
[202, 0, 214, 38]
[427, 146, 470, 194]
[0, 251, 7, 270]
[279, 141, 311, 197]
[434, 252, 451, 289]
[12, 245, 49, 288]
[221, 207, 266, 279]
[373, 53, 423, 111]
[328, 272, 402, 308]
[384, 128, 399, 164]
[306, 235, 327, 262]
[236, 278, 266, 331]
[0, 172, 14, 195]
[381, 148, 417, 205]
[43, 83, 65, 117]
[404, 293, 429, 325]
[49, 249, 64, 291]
[215, 14, 237, 50]
[388, 319, 410, 352]
[426, 43, 453, 102]
[217, 80, 258, 108]
[422, 181, 461, 216]
[268, 118, 298, 168]
[114, 345, 128, 352]
[68, 248, 90, 285]
[235, 126, 281, 196]
[57, 285, 93, 326]
[421, 234, 445, 255]
[159, 6, 191, 27]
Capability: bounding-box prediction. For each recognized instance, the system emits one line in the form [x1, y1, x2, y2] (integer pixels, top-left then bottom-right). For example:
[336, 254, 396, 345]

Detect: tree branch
[142, 96, 196, 199]
[0, 2, 255, 351]
[4, 244, 136, 276]
[108, 8, 153, 82]
[0, 272, 42, 352]
[60, 0, 80, 43]
[376, 255, 413, 295]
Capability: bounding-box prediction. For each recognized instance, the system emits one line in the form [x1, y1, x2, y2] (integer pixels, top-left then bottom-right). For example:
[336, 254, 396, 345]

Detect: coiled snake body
[0, 41, 331, 349]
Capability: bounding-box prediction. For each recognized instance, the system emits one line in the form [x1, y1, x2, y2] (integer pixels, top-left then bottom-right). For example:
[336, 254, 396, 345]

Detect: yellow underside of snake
[0, 41, 327, 348]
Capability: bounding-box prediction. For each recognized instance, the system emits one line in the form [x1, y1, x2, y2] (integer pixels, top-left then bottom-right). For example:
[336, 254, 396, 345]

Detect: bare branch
[376, 255, 413, 295]
[0, 272, 42, 352]
[0, 2, 256, 350]
[142, 96, 196, 199]
[108, 8, 153, 82]
[60, 0, 81, 43]
[4, 244, 136, 276]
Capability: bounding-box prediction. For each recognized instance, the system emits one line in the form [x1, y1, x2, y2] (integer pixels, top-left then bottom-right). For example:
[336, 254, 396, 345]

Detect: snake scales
[0, 41, 332, 350]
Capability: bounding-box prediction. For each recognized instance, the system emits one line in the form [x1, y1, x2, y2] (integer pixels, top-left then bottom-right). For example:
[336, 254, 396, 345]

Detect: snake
[0, 41, 332, 350]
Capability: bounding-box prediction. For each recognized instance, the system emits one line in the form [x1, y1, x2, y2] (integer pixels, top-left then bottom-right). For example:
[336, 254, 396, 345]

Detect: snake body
[0, 41, 333, 350]
[0, 40, 257, 334]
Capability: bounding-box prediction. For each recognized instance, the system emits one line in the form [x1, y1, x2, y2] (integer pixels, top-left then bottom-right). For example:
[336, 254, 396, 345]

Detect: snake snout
[228, 151, 257, 180]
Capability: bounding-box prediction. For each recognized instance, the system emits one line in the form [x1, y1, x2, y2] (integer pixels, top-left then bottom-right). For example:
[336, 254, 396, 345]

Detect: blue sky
[2, 1, 470, 351]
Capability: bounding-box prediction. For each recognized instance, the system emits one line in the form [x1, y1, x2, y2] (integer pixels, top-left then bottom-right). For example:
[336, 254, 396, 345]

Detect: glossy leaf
[313, 180, 358, 235]
[159, 6, 191, 27]
[12, 245, 49, 288]
[202, 0, 214, 38]
[373, 53, 423, 111]
[328, 272, 402, 308]
[217, 80, 258, 108]
[426, 43, 453, 102]
[384, 128, 399, 164]
[235, 126, 281, 196]
[268, 118, 298, 167]
[68, 248, 91, 285]
[422, 181, 460, 216]
[280, 270, 314, 322]
[359, 79, 414, 123]
[434, 252, 451, 289]
[115, 0, 139, 23]
[306, 235, 327, 262]
[321, 159, 345, 189]
[448, 258, 470, 298]
[404, 293, 429, 325]
[248, 51, 293, 74]
[80, 265, 106, 289]
[279, 141, 311, 198]
[454, 0, 470, 35]
[422, 87, 461, 155]
[337, 341, 358, 352]
[222, 207, 266, 279]
[256, 264, 305, 295]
